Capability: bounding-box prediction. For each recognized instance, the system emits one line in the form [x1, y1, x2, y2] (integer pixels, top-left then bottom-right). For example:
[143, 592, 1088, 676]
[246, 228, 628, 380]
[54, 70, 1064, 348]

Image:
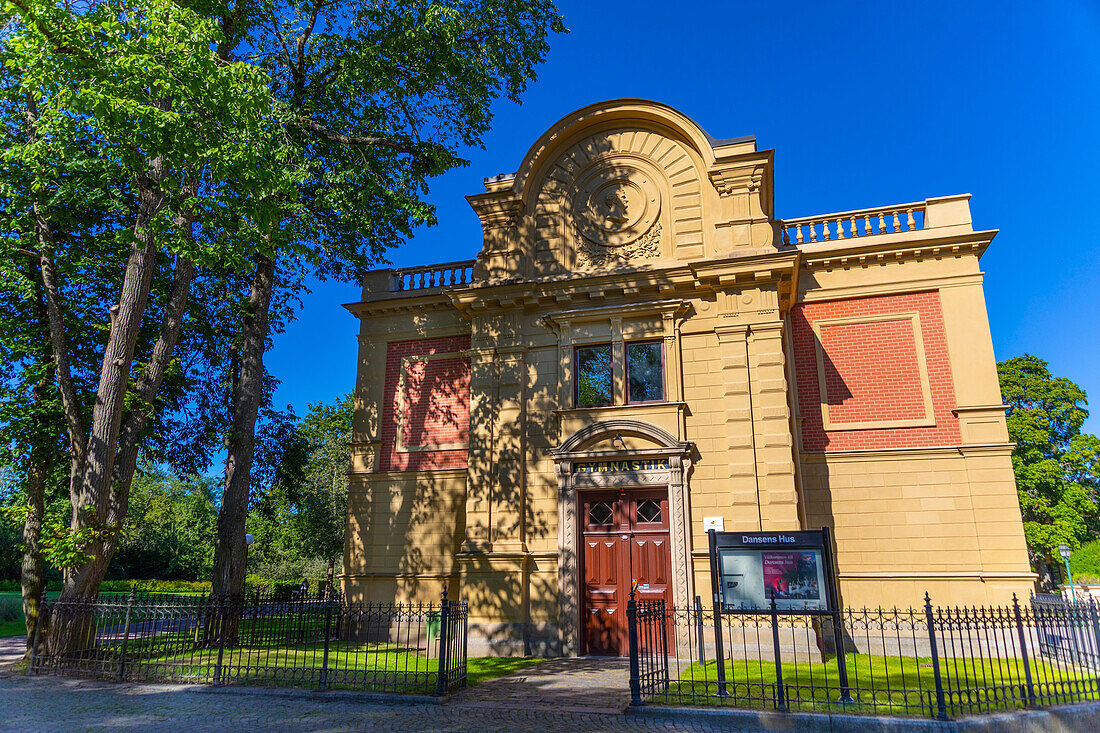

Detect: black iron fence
[28, 588, 468, 695]
[627, 592, 1100, 718]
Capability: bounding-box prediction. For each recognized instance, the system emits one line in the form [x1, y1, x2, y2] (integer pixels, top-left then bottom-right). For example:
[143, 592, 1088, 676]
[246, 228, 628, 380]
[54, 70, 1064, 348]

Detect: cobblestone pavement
[0, 660, 743, 733]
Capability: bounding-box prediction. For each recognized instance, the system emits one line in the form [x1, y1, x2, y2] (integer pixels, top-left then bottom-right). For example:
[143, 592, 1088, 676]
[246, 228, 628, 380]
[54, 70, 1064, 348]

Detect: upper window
[576, 344, 613, 407]
[627, 341, 664, 404]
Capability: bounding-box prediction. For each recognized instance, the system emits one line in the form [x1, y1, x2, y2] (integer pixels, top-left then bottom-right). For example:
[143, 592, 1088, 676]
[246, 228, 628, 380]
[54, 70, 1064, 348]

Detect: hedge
[0, 576, 330, 594]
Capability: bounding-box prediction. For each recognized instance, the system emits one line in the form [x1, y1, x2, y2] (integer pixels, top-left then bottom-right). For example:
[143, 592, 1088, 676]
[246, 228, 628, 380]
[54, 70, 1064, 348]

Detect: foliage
[287, 394, 352, 570]
[0, 495, 20, 579]
[248, 394, 352, 580]
[109, 465, 219, 580]
[1, 0, 304, 599]
[999, 354, 1100, 568]
[2, 502, 116, 569]
[206, 0, 566, 596]
[1067, 538, 1100, 584]
[0, 577, 323, 593]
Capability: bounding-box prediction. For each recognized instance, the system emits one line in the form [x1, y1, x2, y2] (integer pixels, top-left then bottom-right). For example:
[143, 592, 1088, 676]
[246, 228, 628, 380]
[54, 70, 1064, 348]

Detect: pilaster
[462, 345, 497, 553]
[492, 343, 527, 552]
[350, 336, 384, 473]
[748, 321, 800, 529]
[715, 323, 762, 530]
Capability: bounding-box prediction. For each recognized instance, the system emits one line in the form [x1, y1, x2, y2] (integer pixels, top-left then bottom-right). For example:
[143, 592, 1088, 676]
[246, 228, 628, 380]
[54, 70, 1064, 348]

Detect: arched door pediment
[552, 418, 691, 457]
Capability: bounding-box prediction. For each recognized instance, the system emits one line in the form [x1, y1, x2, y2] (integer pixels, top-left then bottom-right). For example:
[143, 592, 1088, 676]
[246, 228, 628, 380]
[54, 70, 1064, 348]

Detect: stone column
[554, 460, 579, 655]
[611, 316, 625, 403]
[668, 455, 693, 610]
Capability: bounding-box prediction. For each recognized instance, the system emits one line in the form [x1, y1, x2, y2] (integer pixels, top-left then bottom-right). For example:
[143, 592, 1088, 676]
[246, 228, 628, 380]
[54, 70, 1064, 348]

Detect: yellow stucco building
[343, 99, 1034, 656]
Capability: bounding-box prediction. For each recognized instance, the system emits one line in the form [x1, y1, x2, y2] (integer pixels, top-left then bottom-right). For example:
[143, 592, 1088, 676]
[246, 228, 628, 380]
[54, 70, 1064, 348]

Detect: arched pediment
[552, 418, 691, 456]
[467, 99, 774, 282]
[513, 99, 718, 205]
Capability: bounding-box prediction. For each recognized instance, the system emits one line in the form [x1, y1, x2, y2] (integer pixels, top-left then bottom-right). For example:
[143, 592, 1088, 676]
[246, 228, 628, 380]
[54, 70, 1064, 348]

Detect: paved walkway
[449, 656, 632, 715]
[0, 637, 23, 668]
[0, 659, 743, 733]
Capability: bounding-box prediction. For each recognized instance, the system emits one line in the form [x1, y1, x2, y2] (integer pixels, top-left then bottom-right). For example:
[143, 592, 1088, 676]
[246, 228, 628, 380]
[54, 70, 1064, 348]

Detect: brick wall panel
[792, 291, 960, 451]
[380, 335, 471, 471]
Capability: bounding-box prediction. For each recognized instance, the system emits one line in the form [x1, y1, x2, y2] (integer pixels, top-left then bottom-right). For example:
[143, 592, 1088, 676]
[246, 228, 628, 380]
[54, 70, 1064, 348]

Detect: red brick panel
[380, 335, 471, 471]
[792, 292, 960, 452]
[819, 318, 927, 425]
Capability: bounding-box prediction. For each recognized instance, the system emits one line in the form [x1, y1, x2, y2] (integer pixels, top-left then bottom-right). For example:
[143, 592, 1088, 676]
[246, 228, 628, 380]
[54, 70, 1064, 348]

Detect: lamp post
[245, 533, 254, 584]
[1059, 542, 1076, 604]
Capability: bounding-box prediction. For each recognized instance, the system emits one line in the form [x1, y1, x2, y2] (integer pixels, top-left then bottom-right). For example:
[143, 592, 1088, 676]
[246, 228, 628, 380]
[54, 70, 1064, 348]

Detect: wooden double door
[581, 488, 672, 656]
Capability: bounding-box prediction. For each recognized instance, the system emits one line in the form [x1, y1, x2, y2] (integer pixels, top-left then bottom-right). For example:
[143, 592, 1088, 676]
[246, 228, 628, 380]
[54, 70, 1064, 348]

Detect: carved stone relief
[576, 221, 662, 268]
[530, 128, 705, 275]
[573, 165, 663, 268]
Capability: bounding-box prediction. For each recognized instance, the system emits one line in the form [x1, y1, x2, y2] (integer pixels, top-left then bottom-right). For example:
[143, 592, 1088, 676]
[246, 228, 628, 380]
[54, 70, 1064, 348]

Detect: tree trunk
[21, 274, 55, 654]
[212, 252, 277, 601]
[110, 186, 198, 533]
[61, 157, 167, 599]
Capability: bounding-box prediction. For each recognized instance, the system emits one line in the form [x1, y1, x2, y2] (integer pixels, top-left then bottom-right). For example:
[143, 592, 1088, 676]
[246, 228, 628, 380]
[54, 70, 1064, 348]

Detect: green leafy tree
[2, 0, 298, 604]
[110, 465, 218, 581]
[207, 0, 566, 599]
[289, 394, 352, 587]
[243, 396, 350, 587]
[999, 354, 1100, 587]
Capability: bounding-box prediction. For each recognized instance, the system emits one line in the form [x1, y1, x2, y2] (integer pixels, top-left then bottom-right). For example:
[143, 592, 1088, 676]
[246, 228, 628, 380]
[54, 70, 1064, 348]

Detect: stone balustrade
[390, 260, 476, 292]
[780, 201, 927, 245]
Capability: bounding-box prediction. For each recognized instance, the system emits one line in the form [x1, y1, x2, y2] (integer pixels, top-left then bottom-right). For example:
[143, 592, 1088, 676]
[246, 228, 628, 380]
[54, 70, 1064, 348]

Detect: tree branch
[36, 209, 86, 471]
[294, 0, 323, 103]
[298, 118, 423, 156]
[6, 0, 79, 54]
[26, 93, 86, 479]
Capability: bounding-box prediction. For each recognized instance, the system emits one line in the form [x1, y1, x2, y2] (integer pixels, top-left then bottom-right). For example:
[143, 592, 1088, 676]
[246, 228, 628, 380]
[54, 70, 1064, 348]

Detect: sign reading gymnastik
[707, 529, 837, 612]
[574, 458, 670, 473]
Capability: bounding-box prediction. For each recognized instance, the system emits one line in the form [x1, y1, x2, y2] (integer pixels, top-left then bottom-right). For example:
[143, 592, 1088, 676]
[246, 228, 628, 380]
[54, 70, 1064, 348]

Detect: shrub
[1068, 539, 1100, 584]
[0, 597, 21, 622]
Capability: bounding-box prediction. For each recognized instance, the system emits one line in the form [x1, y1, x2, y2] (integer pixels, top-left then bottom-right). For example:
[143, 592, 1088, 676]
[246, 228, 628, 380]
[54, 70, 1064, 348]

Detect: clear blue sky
[266, 0, 1100, 432]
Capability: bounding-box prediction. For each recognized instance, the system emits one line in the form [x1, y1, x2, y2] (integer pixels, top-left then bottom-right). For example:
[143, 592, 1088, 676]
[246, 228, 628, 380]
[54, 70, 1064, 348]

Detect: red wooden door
[581, 489, 672, 656]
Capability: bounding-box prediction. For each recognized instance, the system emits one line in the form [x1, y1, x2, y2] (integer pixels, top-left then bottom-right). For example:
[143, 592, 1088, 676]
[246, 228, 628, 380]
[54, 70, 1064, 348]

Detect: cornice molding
[466, 189, 523, 230]
[798, 229, 997, 272]
[541, 299, 690, 327]
[798, 272, 985, 303]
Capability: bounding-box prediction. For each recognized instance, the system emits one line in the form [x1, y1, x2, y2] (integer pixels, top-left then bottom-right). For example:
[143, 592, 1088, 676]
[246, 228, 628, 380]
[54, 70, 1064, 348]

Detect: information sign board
[707, 529, 838, 612]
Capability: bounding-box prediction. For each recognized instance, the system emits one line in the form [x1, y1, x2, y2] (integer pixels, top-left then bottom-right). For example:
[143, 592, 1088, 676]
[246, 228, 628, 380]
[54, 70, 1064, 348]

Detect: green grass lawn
[650, 652, 1099, 716]
[125, 638, 543, 691]
[1, 591, 70, 638]
[21, 610, 543, 693]
[1, 591, 32, 638]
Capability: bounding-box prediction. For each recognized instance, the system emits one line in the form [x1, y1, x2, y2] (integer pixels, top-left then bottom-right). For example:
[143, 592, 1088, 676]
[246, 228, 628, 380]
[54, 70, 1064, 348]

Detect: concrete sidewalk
[4, 659, 1099, 732]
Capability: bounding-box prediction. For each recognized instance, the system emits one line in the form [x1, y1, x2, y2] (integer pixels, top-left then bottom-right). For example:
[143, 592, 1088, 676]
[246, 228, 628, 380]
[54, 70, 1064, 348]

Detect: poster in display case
[707, 529, 838, 612]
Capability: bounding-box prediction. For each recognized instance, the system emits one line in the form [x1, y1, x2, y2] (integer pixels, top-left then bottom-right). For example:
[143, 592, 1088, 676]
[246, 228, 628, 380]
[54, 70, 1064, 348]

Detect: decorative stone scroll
[576, 221, 662, 268]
